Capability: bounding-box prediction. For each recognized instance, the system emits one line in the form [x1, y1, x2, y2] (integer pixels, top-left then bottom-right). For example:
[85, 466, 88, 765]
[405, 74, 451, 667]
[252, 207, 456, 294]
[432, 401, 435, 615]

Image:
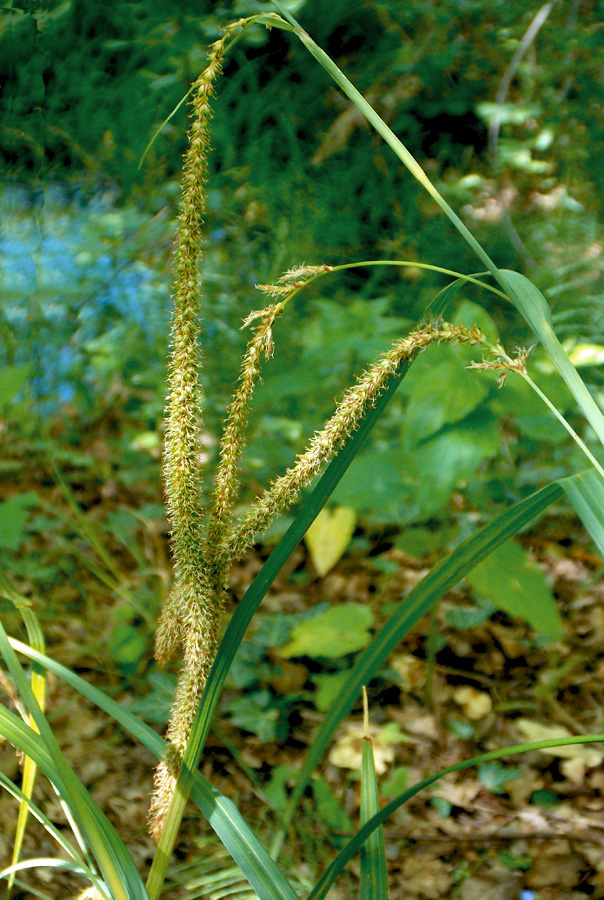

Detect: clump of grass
[3, 11, 604, 900]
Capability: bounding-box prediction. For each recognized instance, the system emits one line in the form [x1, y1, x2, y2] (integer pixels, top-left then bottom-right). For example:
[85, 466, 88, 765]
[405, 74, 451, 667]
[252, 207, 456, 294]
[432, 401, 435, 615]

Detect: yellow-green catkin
[150, 32, 228, 843]
[217, 322, 485, 570]
[205, 304, 283, 593]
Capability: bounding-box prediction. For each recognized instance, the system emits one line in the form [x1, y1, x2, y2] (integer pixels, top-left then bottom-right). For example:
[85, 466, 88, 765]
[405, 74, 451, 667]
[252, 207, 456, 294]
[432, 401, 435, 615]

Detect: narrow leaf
[360, 695, 388, 900]
[561, 469, 604, 559]
[276, 482, 562, 842]
[5, 640, 298, 900]
[0, 622, 148, 900]
[0, 571, 47, 899]
[498, 270, 604, 447]
[308, 733, 604, 900]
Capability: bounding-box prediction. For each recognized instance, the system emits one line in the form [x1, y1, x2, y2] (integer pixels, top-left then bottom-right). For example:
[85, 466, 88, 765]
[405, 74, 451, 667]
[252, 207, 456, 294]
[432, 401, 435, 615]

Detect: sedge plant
[3, 8, 604, 900]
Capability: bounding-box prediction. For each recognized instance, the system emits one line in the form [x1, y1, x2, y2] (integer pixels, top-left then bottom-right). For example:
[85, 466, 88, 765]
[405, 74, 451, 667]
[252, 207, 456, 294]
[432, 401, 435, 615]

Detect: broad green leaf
[312, 671, 350, 712]
[304, 506, 356, 576]
[491, 368, 574, 418]
[0, 364, 31, 409]
[478, 762, 522, 795]
[515, 412, 569, 443]
[467, 539, 561, 639]
[223, 690, 284, 743]
[312, 776, 354, 834]
[0, 493, 38, 550]
[381, 767, 408, 799]
[561, 469, 604, 560]
[413, 411, 500, 517]
[333, 446, 413, 522]
[280, 604, 374, 659]
[360, 737, 388, 900]
[402, 344, 489, 446]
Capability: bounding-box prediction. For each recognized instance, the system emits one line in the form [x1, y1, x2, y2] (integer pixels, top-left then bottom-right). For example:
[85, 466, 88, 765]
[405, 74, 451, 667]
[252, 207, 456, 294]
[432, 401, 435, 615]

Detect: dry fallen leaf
[304, 506, 356, 577]
[453, 685, 493, 719]
[516, 718, 603, 769]
[329, 721, 403, 774]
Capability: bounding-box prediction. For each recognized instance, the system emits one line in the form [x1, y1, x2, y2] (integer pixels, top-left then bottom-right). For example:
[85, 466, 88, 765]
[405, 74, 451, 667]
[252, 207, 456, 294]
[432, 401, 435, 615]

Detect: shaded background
[2, 0, 604, 625]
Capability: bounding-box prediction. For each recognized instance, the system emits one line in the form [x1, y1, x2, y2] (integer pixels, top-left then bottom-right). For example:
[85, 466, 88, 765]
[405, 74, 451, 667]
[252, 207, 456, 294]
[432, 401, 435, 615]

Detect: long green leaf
[561, 469, 604, 558]
[308, 732, 604, 900]
[0, 858, 99, 880]
[5, 639, 299, 900]
[273, 480, 563, 852]
[0, 571, 47, 899]
[270, 5, 501, 284]
[360, 707, 388, 900]
[268, 9, 604, 435]
[0, 622, 148, 900]
[0, 770, 105, 894]
[497, 270, 604, 446]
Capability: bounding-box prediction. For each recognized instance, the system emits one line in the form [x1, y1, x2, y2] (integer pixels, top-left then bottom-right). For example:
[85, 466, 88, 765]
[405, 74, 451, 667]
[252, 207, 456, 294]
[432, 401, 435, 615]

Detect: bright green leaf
[467, 540, 561, 639]
[0, 493, 38, 551]
[381, 766, 408, 799]
[402, 344, 489, 446]
[414, 411, 500, 517]
[312, 775, 354, 834]
[312, 671, 350, 712]
[280, 604, 374, 659]
[478, 761, 523, 795]
[0, 364, 31, 409]
[430, 796, 452, 817]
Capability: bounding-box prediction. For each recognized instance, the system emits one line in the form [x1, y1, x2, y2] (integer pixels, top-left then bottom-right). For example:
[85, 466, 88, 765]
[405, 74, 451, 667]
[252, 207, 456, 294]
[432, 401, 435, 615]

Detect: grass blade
[272, 480, 563, 853]
[360, 688, 388, 900]
[5, 639, 299, 900]
[308, 732, 604, 900]
[497, 270, 604, 446]
[270, 4, 501, 283]
[0, 771, 104, 891]
[0, 571, 47, 899]
[0, 621, 149, 900]
[561, 469, 604, 558]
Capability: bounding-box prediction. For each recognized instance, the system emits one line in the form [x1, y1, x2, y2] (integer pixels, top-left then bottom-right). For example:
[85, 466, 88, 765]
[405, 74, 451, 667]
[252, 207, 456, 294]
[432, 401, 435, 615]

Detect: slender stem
[278, 261, 507, 310]
[423, 601, 440, 708]
[521, 371, 604, 481]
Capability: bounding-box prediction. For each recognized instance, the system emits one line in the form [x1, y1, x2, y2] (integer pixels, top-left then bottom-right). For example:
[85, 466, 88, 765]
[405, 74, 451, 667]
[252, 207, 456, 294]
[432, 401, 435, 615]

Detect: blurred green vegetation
[2, 0, 604, 532]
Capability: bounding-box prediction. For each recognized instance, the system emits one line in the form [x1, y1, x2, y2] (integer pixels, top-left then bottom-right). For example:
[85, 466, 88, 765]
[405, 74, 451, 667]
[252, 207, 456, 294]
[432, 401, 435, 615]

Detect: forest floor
[1, 434, 604, 900]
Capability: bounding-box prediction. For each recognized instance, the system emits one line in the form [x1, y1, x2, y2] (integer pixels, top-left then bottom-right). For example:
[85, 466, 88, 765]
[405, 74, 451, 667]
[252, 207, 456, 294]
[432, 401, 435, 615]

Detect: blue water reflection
[1, 183, 171, 413]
